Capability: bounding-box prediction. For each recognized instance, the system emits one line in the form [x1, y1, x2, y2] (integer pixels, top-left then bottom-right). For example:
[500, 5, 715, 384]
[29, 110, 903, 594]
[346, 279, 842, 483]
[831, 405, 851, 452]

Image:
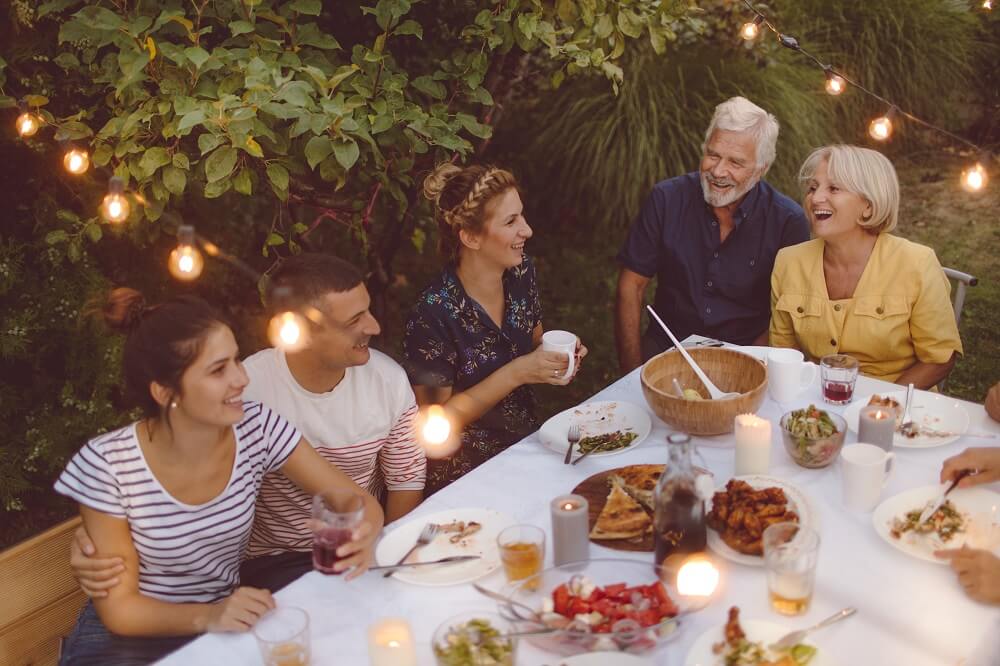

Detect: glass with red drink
[820, 354, 859, 405]
[311, 489, 364, 575]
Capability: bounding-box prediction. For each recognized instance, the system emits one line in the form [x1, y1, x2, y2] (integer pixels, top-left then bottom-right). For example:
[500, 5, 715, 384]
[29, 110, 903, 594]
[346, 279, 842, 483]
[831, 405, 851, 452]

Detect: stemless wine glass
[253, 607, 311, 666]
[311, 489, 364, 575]
[497, 525, 546, 591]
[762, 522, 820, 616]
[820, 354, 859, 405]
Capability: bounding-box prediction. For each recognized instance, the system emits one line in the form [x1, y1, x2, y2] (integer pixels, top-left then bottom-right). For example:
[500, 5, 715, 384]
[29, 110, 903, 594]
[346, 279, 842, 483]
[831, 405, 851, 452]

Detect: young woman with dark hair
[56, 288, 383, 665]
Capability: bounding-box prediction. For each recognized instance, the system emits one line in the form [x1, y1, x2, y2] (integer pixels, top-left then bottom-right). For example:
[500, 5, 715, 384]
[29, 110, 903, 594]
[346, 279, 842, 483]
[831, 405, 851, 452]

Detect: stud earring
[170, 401, 178, 409]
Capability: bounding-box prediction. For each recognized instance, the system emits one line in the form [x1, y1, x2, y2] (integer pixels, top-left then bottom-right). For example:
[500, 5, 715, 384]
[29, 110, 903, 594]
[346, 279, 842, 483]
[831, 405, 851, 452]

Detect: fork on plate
[383, 522, 438, 578]
[564, 423, 581, 464]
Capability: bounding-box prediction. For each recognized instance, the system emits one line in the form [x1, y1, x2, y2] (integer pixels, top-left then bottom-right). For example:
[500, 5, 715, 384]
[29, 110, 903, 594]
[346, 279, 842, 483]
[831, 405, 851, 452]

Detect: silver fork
[899, 383, 919, 438]
[769, 607, 856, 650]
[564, 423, 581, 464]
[383, 522, 438, 578]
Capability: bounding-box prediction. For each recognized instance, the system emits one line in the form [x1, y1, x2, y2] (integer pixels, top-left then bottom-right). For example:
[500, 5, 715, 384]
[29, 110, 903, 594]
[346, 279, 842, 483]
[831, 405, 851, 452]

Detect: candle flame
[873, 410, 889, 420]
[677, 557, 720, 597]
[562, 502, 575, 511]
[387, 640, 400, 648]
[422, 405, 451, 445]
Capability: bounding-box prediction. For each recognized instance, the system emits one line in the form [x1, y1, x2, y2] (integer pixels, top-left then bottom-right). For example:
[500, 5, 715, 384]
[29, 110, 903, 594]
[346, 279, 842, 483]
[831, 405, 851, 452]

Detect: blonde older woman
[769, 145, 961, 389]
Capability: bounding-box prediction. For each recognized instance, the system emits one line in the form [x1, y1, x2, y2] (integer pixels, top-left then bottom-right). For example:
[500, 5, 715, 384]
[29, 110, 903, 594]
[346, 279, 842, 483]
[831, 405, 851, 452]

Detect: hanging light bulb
[824, 69, 846, 96]
[740, 15, 764, 41]
[268, 311, 309, 351]
[868, 108, 895, 142]
[101, 176, 131, 223]
[15, 101, 40, 138]
[983, 0, 992, 10]
[168, 225, 205, 281]
[63, 146, 90, 175]
[960, 161, 988, 192]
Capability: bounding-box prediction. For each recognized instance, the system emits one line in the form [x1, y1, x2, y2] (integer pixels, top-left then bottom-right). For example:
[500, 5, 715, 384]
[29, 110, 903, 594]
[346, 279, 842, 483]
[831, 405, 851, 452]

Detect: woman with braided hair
[403, 163, 586, 495]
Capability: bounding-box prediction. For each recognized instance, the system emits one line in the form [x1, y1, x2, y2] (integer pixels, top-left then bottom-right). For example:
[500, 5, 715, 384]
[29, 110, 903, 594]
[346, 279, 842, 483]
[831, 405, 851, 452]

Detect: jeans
[59, 601, 192, 666]
[239, 550, 313, 592]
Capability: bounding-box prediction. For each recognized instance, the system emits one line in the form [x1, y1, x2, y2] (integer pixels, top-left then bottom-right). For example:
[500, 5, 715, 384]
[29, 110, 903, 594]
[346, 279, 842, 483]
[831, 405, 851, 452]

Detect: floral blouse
[403, 256, 542, 495]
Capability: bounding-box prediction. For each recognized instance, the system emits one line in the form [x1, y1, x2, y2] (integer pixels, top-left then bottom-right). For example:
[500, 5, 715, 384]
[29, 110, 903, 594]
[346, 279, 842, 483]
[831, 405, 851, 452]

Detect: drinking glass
[497, 524, 546, 591]
[762, 522, 820, 616]
[253, 607, 311, 666]
[311, 489, 364, 575]
[820, 354, 859, 405]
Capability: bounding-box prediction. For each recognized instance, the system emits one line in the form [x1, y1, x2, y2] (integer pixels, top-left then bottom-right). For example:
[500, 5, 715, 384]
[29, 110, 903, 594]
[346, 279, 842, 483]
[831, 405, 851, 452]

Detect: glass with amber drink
[763, 522, 820, 616]
[253, 607, 311, 666]
[497, 525, 546, 591]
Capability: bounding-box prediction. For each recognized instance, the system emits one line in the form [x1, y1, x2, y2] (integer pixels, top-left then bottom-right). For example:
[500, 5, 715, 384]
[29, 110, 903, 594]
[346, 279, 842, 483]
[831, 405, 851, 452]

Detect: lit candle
[367, 618, 417, 666]
[551, 494, 589, 566]
[677, 556, 720, 597]
[734, 414, 771, 475]
[858, 406, 896, 452]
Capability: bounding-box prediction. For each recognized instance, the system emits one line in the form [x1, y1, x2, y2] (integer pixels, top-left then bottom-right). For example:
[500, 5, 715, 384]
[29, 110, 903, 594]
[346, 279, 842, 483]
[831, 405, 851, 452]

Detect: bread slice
[590, 485, 652, 540]
[608, 464, 664, 511]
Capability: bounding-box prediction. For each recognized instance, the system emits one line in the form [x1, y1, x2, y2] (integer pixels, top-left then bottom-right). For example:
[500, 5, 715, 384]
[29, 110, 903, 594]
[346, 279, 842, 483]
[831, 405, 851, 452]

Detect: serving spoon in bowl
[646, 306, 739, 400]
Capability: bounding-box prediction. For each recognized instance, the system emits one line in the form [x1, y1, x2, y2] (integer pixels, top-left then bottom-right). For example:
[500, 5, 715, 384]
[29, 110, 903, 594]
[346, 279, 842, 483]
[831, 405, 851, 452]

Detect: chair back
[942, 266, 978, 326]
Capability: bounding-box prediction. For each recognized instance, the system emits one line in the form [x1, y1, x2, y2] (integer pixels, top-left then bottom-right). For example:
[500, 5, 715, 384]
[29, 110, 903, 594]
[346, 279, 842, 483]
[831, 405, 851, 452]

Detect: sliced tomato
[552, 584, 571, 616]
[603, 582, 627, 597]
[649, 582, 679, 616]
[567, 598, 591, 616]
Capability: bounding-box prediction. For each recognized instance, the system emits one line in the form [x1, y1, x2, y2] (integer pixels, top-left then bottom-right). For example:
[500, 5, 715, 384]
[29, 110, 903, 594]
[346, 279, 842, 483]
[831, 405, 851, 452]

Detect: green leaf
[332, 138, 360, 169]
[177, 109, 207, 134]
[393, 19, 422, 38]
[266, 232, 285, 246]
[85, 223, 103, 243]
[233, 168, 253, 195]
[53, 53, 80, 70]
[243, 137, 264, 158]
[595, 14, 614, 39]
[93, 144, 113, 166]
[162, 166, 187, 195]
[230, 20, 255, 36]
[77, 6, 122, 31]
[456, 113, 492, 139]
[198, 133, 224, 155]
[278, 81, 316, 108]
[203, 177, 231, 199]
[45, 230, 69, 245]
[25, 95, 50, 107]
[516, 13, 539, 40]
[304, 136, 333, 169]
[172, 153, 190, 170]
[578, 0, 596, 26]
[556, 0, 577, 23]
[297, 22, 341, 49]
[412, 76, 446, 99]
[648, 24, 668, 55]
[204, 146, 238, 182]
[290, 0, 322, 15]
[617, 9, 643, 39]
[266, 163, 289, 192]
[327, 65, 360, 92]
[54, 121, 94, 141]
[139, 147, 171, 177]
[183, 46, 211, 69]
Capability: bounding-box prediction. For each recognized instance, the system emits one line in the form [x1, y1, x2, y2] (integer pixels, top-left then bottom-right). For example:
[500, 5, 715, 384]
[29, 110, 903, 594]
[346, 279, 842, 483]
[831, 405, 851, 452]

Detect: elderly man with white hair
[615, 96, 809, 371]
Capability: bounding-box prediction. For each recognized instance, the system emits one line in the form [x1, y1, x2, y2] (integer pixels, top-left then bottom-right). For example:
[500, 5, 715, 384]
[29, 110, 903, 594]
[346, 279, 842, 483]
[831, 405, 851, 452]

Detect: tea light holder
[858, 406, 896, 452]
[550, 494, 590, 566]
[676, 555, 721, 613]
[367, 618, 417, 666]
[734, 414, 771, 475]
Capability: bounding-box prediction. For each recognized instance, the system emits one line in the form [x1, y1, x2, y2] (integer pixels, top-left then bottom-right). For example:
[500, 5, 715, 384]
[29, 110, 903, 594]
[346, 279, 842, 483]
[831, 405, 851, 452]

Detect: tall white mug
[767, 348, 817, 403]
[541, 330, 577, 380]
[841, 443, 896, 512]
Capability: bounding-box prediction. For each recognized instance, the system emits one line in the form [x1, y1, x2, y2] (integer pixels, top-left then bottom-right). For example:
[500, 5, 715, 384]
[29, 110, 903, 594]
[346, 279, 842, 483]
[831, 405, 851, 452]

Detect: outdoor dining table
[161, 337, 1000, 665]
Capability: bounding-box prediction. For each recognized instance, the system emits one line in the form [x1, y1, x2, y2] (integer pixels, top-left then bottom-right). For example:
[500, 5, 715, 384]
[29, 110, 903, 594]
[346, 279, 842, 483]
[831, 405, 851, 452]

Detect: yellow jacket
[769, 234, 962, 382]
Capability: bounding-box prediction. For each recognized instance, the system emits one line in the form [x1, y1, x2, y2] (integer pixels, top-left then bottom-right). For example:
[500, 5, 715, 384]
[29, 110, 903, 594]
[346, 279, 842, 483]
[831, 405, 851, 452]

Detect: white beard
[701, 171, 760, 208]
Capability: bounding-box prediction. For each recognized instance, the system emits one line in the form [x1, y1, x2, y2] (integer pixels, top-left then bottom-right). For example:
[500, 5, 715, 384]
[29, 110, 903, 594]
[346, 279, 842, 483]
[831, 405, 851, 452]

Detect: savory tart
[608, 464, 664, 511]
[590, 485, 652, 540]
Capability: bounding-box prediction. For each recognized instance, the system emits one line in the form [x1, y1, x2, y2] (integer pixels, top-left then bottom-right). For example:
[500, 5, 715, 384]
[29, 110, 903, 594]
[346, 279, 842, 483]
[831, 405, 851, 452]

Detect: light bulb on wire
[960, 162, 988, 192]
[168, 225, 205, 281]
[740, 16, 764, 41]
[267, 311, 309, 351]
[824, 70, 846, 96]
[101, 176, 131, 223]
[16, 100, 40, 138]
[983, 0, 992, 10]
[63, 146, 90, 175]
[868, 108, 896, 142]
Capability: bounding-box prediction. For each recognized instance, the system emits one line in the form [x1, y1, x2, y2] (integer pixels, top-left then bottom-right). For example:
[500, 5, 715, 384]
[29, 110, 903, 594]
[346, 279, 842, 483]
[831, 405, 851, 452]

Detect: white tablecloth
[162, 343, 1000, 666]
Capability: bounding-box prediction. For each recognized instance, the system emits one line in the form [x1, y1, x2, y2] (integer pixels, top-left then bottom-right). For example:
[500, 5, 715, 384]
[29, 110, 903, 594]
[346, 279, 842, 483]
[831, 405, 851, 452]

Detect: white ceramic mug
[841, 443, 896, 511]
[541, 330, 577, 380]
[767, 348, 817, 403]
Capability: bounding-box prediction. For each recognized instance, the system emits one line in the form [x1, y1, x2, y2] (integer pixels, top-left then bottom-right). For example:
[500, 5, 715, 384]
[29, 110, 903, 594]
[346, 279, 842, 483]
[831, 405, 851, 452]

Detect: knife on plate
[916, 469, 975, 526]
[369, 555, 481, 572]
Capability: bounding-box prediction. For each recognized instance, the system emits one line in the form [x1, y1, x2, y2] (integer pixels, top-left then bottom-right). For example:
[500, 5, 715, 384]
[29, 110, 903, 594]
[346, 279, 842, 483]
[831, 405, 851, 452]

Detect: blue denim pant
[59, 601, 192, 666]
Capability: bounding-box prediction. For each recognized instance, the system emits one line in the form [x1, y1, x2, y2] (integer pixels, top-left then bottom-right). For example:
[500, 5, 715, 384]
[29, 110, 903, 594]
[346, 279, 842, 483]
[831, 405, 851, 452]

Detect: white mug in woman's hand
[541, 330, 577, 380]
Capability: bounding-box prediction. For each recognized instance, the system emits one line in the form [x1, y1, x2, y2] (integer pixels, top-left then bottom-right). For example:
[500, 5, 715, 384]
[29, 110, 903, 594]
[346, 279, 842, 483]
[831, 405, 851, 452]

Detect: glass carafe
[653, 433, 707, 576]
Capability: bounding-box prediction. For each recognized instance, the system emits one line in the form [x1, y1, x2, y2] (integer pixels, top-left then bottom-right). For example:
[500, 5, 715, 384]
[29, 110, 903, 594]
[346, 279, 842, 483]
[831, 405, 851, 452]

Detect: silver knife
[370, 555, 480, 572]
[916, 469, 975, 526]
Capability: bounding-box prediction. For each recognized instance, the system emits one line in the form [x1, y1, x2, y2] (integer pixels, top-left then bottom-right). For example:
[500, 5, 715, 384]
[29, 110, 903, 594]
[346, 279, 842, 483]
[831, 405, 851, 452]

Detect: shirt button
[796, 306, 804, 314]
[830, 338, 837, 346]
[834, 304, 842, 311]
[713, 252, 719, 259]
[876, 306, 885, 315]
[706, 306, 712, 314]
[712, 221, 717, 226]
[706, 280, 713, 288]
[749, 259, 755, 267]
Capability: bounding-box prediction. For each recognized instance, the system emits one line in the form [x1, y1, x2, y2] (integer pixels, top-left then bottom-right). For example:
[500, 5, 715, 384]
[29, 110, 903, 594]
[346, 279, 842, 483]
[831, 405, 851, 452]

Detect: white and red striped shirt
[242, 348, 425, 557]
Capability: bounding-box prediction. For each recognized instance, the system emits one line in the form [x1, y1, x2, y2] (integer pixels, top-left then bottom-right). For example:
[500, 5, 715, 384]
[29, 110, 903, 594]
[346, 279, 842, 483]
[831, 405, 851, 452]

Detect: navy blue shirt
[402, 257, 541, 494]
[618, 173, 809, 350]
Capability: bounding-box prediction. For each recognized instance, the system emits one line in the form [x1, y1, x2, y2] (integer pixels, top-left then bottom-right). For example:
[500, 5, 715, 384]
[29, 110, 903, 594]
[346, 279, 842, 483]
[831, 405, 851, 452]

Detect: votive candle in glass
[367, 618, 417, 666]
[551, 494, 589, 566]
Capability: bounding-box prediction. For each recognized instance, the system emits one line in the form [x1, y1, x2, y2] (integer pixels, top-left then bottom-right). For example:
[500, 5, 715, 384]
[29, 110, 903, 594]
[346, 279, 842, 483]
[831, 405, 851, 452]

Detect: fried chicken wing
[707, 480, 799, 555]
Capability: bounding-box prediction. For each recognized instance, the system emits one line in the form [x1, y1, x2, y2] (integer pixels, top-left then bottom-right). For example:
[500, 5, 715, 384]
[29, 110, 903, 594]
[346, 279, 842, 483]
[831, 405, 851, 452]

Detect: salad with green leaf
[433, 618, 514, 666]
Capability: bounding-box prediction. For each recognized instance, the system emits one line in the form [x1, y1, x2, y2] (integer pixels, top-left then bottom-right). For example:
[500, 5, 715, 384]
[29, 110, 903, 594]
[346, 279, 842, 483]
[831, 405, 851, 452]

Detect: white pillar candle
[367, 618, 417, 666]
[858, 406, 896, 452]
[551, 494, 590, 566]
[734, 414, 771, 475]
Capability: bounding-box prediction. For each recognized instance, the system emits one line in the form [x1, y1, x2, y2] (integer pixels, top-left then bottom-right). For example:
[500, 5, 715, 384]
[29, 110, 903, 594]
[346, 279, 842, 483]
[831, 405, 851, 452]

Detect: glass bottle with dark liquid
[654, 433, 707, 576]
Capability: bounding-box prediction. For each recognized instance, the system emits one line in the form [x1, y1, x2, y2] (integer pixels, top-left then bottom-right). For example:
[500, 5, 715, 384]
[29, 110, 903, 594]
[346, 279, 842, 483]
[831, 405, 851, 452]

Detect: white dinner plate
[538, 400, 652, 458]
[375, 508, 515, 585]
[706, 475, 817, 567]
[872, 485, 1000, 564]
[541, 653, 651, 666]
[843, 390, 970, 448]
[685, 619, 837, 666]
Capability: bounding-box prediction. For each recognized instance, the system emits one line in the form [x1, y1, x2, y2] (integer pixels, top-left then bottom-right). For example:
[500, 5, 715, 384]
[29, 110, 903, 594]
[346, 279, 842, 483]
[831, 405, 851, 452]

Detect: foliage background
[1, 0, 997, 547]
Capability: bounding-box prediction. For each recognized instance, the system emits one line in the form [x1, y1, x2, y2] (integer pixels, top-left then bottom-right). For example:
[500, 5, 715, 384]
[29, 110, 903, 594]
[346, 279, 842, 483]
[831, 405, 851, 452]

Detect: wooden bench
[0, 516, 86, 666]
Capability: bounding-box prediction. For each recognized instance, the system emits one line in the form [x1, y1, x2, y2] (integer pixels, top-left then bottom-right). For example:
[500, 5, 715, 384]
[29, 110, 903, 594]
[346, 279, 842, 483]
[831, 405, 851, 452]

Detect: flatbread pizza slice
[590, 485, 652, 540]
[609, 464, 664, 511]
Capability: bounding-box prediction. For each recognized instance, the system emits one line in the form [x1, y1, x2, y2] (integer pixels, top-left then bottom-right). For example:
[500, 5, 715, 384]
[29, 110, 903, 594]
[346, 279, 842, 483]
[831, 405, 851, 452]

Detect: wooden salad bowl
[640, 347, 767, 435]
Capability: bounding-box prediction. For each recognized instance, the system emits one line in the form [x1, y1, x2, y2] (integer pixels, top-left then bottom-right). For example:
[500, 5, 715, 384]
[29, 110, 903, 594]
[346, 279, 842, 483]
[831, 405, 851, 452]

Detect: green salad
[724, 638, 817, 666]
[783, 405, 841, 465]
[577, 430, 638, 454]
[433, 618, 514, 666]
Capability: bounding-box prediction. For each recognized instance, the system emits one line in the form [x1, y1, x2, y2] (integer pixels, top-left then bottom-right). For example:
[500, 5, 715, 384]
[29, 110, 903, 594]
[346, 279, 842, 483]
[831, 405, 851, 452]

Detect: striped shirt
[242, 348, 426, 557]
[53, 402, 300, 603]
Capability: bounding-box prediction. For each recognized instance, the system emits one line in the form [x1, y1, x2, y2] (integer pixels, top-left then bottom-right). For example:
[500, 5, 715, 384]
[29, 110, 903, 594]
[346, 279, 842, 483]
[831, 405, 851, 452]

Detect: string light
[868, 108, 895, 142]
[960, 161, 988, 192]
[168, 225, 204, 281]
[740, 15, 763, 40]
[100, 176, 130, 223]
[983, 0, 992, 10]
[62, 146, 90, 175]
[824, 69, 845, 96]
[267, 311, 309, 351]
[16, 101, 40, 138]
